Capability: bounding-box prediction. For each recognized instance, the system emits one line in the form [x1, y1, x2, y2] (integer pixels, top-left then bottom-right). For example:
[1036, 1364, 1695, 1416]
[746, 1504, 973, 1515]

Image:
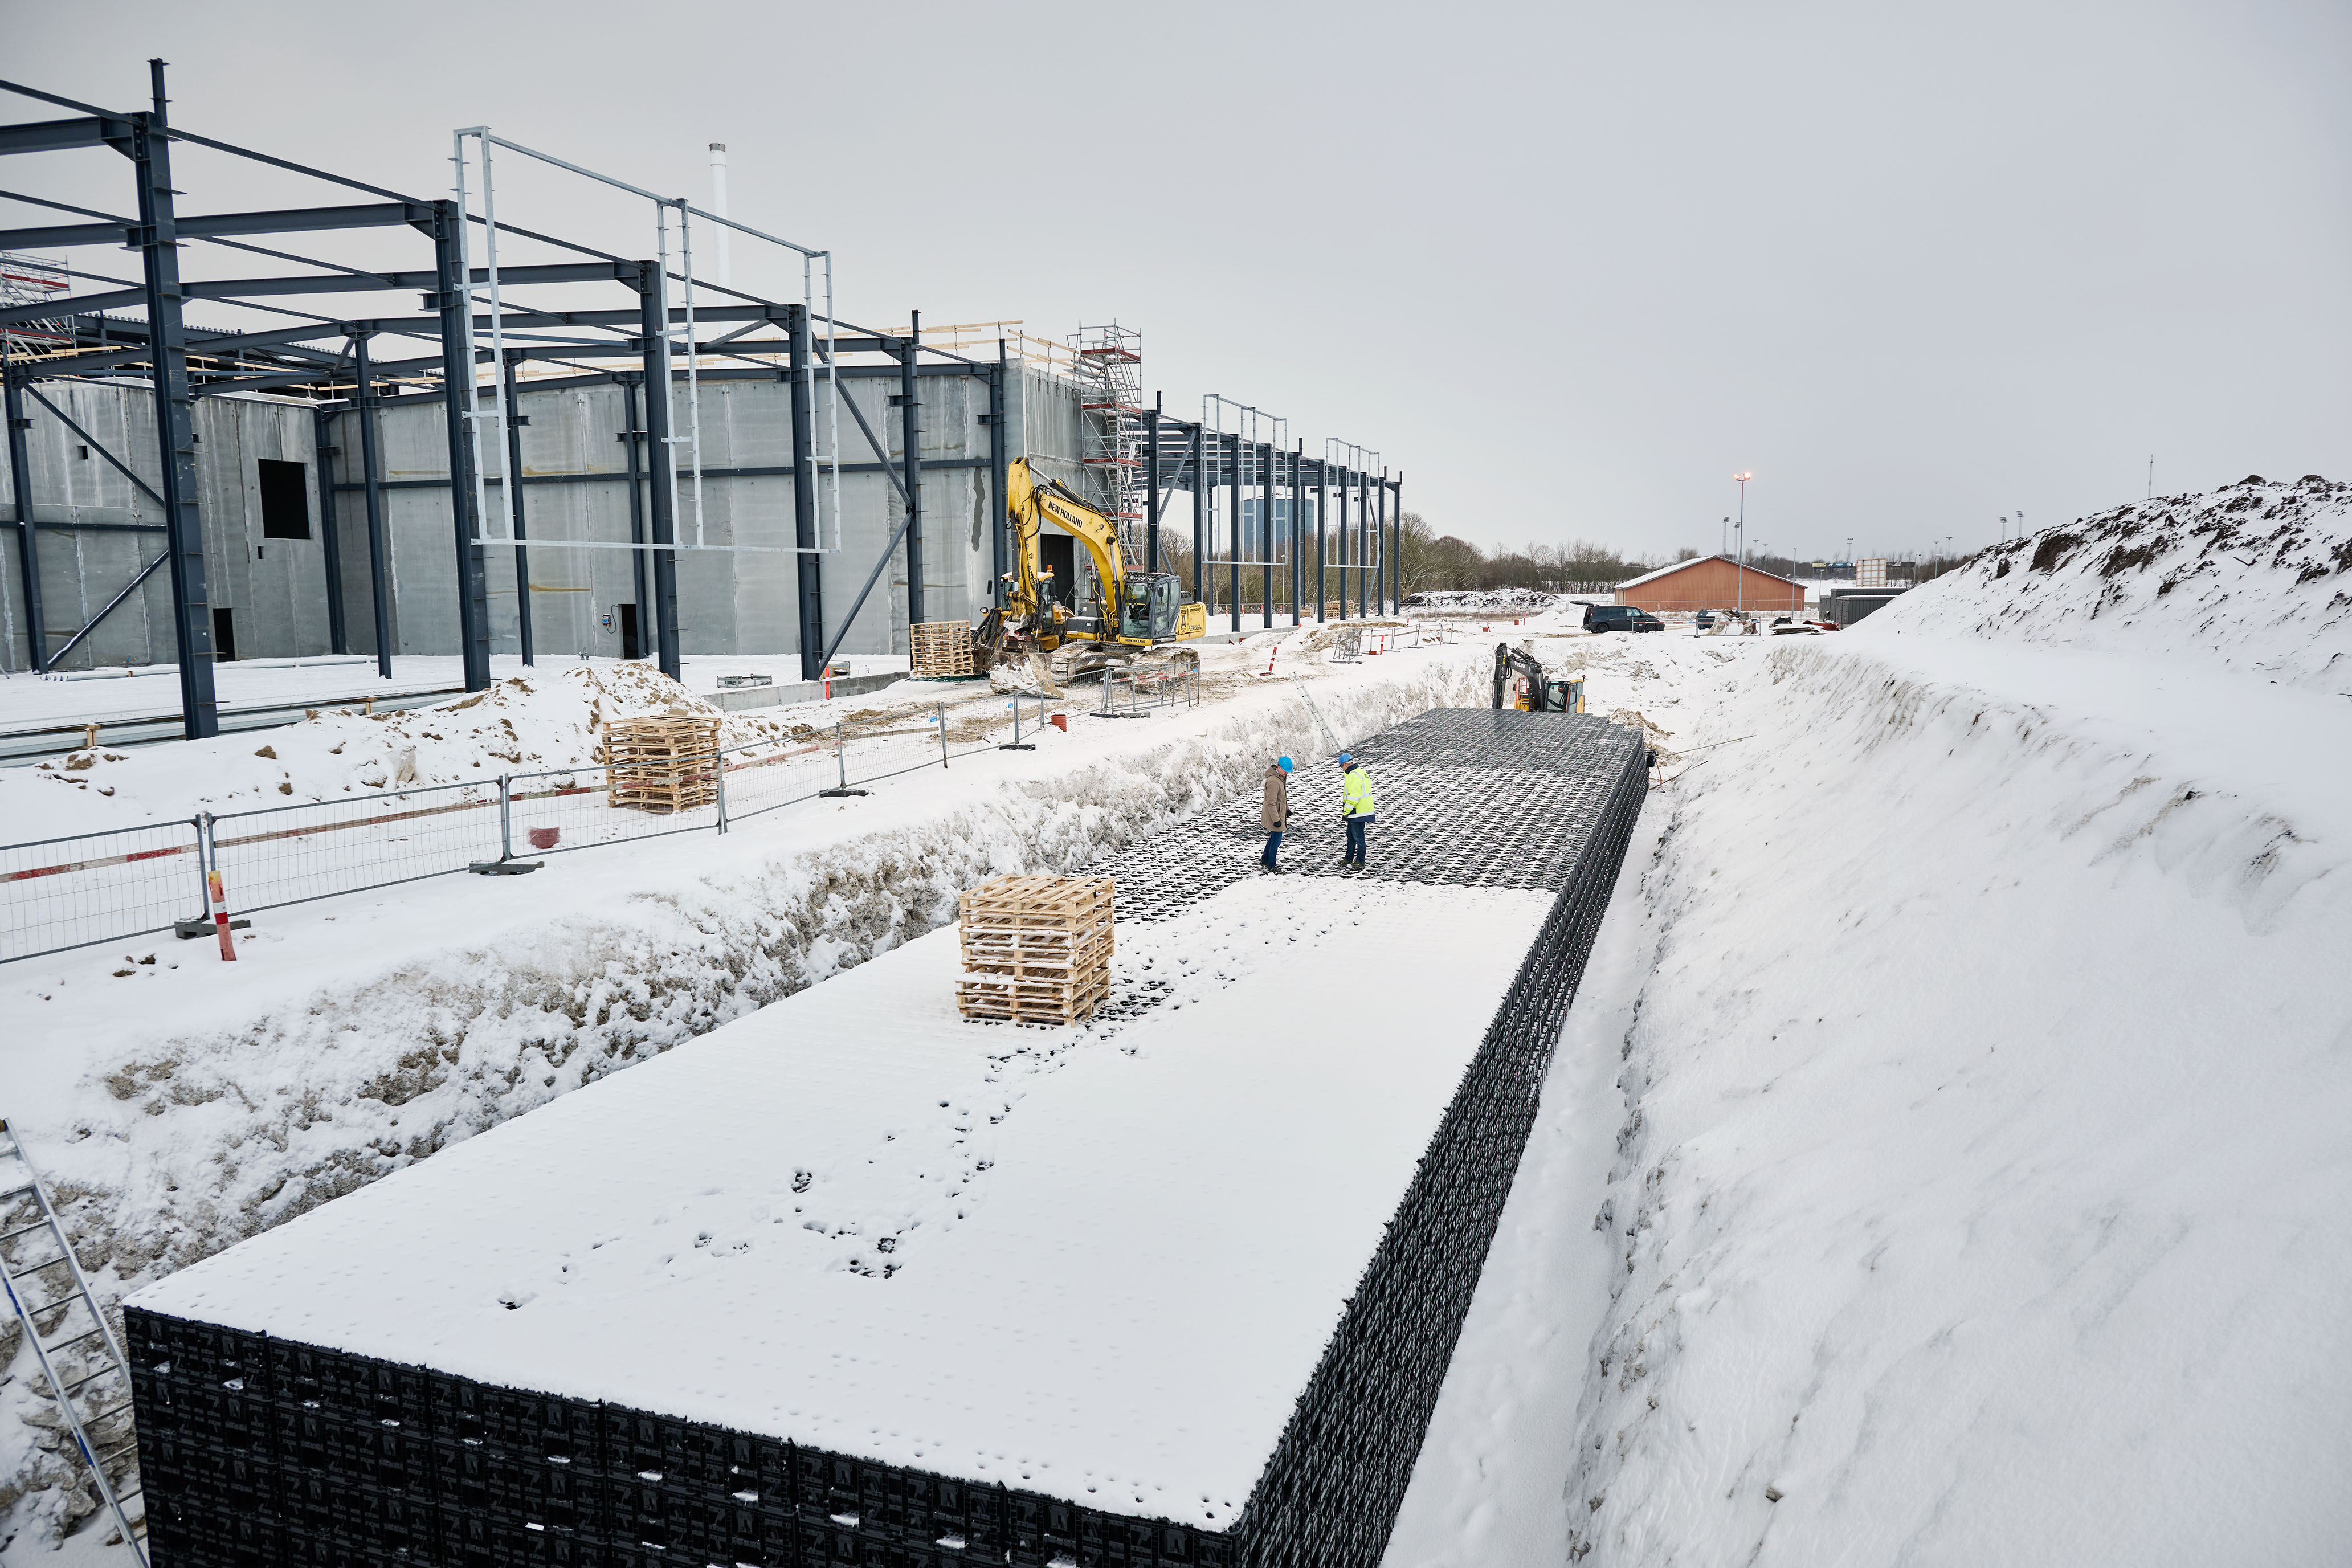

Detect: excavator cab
[1118, 572, 1183, 643]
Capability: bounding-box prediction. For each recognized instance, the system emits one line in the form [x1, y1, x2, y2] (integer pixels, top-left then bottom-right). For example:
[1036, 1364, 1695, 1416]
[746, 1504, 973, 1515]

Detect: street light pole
[1733, 472, 1752, 616]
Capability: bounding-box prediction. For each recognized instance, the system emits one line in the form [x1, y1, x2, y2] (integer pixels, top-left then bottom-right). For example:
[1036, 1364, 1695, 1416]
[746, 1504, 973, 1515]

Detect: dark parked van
[1585, 604, 1665, 634]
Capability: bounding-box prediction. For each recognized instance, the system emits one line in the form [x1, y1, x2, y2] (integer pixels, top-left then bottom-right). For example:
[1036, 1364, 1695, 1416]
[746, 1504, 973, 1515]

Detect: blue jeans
[1345, 815, 1369, 863]
[1261, 830, 1283, 867]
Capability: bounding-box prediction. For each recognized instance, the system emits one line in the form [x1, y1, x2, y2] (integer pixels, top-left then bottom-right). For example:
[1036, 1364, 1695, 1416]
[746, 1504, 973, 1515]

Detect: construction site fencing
[1, 819, 205, 963]
[0, 702, 1091, 965]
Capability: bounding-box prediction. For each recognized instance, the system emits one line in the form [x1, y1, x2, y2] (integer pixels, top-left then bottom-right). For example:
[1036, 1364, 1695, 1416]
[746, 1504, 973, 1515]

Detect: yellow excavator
[972, 458, 1207, 677]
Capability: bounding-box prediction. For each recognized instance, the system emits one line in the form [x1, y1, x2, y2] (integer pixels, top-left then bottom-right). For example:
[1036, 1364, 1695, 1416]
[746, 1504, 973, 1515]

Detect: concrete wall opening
[258, 458, 311, 540]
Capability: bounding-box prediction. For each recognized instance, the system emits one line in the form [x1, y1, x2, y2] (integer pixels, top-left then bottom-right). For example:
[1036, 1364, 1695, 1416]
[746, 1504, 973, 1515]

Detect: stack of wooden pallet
[956, 874, 1114, 1024]
[603, 713, 721, 814]
[910, 620, 977, 677]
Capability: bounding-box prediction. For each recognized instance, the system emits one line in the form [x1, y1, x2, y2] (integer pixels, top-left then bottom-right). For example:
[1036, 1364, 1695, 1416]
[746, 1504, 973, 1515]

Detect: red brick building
[1612, 555, 1805, 614]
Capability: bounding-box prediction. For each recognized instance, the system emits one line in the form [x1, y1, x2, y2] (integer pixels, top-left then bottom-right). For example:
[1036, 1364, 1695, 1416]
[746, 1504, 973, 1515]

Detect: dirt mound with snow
[10, 663, 820, 839]
[1863, 475, 2352, 693]
[1404, 587, 1562, 612]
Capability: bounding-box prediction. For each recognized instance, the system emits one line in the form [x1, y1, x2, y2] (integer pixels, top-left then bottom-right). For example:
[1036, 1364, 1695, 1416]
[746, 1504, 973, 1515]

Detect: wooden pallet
[956, 874, 1114, 1024]
[910, 620, 978, 677]
[603, 713, 722, 813]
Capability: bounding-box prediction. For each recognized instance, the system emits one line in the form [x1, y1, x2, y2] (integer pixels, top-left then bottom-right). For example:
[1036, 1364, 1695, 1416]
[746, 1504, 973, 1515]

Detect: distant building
[1612, 555, 1805, 614]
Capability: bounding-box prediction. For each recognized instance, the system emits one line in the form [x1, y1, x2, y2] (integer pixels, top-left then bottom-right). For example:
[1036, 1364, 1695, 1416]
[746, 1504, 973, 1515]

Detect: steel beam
[0, 116, 133, 157]
[1317, 463, 1328, 623]
[899, 314, 924, 632]
[1290, 440, 1304, 627]
[789, 306, 823, 680]
[1227, 432, 1241, 632]
[3, 370, 45, 671]
[990, 342, 1011, 609]
[1144, 403, 1161, 574]
[312, 404, 348, 654]
[0, 202, 430, 252]
[432, 200, 492, 691]
[500, 350, 534, 667]
[132, 67, 222, 738]
[352, 333, 393, 679]
[619, 373, 652, 656]
[636, 263, 683, 682]
[1190, 423, 1205, 606]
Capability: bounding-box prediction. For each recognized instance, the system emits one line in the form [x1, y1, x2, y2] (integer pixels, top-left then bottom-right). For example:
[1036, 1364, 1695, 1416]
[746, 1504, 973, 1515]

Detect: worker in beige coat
[1259, 757, 1293, 873]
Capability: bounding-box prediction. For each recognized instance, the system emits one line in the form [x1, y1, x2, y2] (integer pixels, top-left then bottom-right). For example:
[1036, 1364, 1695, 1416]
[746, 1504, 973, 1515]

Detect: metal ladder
[1, 1118, 147, 1564]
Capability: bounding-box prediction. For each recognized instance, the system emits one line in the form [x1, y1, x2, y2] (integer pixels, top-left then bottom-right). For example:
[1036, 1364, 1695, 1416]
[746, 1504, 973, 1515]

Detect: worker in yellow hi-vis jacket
[1338, 753, 1376, 868]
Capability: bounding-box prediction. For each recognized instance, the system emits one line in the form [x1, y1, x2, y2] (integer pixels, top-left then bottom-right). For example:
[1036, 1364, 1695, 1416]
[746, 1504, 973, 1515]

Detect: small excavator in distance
[1493, 642, 1584, 712]
[972, 458, 1207, 678]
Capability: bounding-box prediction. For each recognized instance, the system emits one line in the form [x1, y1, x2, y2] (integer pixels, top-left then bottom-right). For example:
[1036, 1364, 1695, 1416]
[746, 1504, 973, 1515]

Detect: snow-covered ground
[1387, 479, 2352, 1564]
[11, 478, 2351, 1562]
[0, 628, 1494, 1551]
[0, 654, 908, 732]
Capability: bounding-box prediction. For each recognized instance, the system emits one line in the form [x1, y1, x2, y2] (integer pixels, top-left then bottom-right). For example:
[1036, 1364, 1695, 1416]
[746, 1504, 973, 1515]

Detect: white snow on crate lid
[132, 875, 1551, 1526]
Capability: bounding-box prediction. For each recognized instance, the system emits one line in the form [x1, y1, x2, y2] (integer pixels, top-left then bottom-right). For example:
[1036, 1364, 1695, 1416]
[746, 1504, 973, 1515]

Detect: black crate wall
[125, 712, 1649, 1568]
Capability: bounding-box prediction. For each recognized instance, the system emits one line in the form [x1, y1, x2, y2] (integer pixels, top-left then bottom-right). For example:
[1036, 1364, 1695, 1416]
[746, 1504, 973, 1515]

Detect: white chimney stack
[708, 142, 730, 287]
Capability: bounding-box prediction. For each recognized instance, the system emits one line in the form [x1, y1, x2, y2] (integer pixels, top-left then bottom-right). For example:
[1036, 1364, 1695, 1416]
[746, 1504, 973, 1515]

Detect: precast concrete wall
[0, 383, 338, 673]
[1, 361, 1091, 673]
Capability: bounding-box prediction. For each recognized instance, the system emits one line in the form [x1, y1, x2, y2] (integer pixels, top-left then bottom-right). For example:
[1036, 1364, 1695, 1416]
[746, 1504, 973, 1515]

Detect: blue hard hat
[1337, 753, 1353, 766]
[1277, 757, 1293, 771]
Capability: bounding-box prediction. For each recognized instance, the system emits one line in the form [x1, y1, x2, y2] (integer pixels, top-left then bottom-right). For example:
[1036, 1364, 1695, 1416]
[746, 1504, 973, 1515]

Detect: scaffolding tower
[1069, 322, 1145, 565]
[0, 252, 71, 356]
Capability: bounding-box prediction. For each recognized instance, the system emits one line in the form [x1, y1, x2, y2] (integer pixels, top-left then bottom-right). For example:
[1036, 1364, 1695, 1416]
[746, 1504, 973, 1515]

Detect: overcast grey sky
[12, 0, 2351, 561]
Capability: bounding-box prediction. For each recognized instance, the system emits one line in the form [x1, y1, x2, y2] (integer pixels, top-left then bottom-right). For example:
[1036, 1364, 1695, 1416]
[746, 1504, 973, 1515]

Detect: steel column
[432, 200, 492, 692]
[2, 370, 44, 671]
[350, 336, 394, 680]
[1259, 442, 1271, 630]
[312, 404, 348, 654]
[1190, 423, 1205, 606]
[1144, 405, 1161, 573]
[636, 264, 683, 683]
[1316, 460, 1327, 623]
[1227, 432, 1240, 632]
[899, 312, 924, 632]
[619, 373, 651, 656]
[133, 64, 222, 734]
[1357, 469, 1369, 619]
[1393, 472, 1404, 612]
[1337, 463, 1350, 620]
[1383, 470, 1396, 614]
[500, 350, 534, 666]
[788, 306, 823, 679]
[991, 342, 1011, 608]
[1289, 440, 1304, 627]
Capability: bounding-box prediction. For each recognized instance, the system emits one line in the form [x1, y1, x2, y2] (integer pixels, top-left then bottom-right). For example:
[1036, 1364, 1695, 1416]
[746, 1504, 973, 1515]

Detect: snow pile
[1871, 474, 2352, 693]
[10, 663, 823, 840]
[1403, 587, 1567, 612]
[1552, 493, 2352, 1562]
[133, 877, 1550, 1525]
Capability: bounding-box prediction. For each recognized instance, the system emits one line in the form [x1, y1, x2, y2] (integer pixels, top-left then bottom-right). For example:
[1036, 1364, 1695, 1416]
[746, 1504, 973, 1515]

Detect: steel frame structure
[0, 63, 1400, 748]
[1135, 417, 1401, 627]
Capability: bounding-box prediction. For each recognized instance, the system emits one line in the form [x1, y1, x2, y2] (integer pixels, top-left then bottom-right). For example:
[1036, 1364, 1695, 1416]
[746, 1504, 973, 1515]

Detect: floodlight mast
[448, 126, 842, 557]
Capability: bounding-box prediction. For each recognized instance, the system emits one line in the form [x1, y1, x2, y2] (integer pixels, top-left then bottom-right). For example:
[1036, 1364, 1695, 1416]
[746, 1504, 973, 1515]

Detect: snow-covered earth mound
[10, 663, 825, 840]
[1403, 587, 1563, 611]
[1875, 473, 2352, 693]
[1538, 483, 2352, 1563]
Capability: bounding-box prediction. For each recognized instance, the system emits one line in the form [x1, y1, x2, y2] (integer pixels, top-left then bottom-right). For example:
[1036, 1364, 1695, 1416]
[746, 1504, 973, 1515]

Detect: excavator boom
[978, 458, 1205, 670]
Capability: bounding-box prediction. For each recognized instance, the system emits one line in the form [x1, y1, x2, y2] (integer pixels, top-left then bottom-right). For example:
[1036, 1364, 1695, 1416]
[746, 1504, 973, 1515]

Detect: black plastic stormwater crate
[125, 709, 1649, 1568]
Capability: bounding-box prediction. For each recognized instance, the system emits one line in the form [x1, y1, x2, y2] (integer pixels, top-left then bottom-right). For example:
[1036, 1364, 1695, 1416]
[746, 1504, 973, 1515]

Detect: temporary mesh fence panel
[508, 757, 717, 860]
[207, 781, 502, 916]
[126, 710, 1651, 1568]
[1, 820, 203, 962]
